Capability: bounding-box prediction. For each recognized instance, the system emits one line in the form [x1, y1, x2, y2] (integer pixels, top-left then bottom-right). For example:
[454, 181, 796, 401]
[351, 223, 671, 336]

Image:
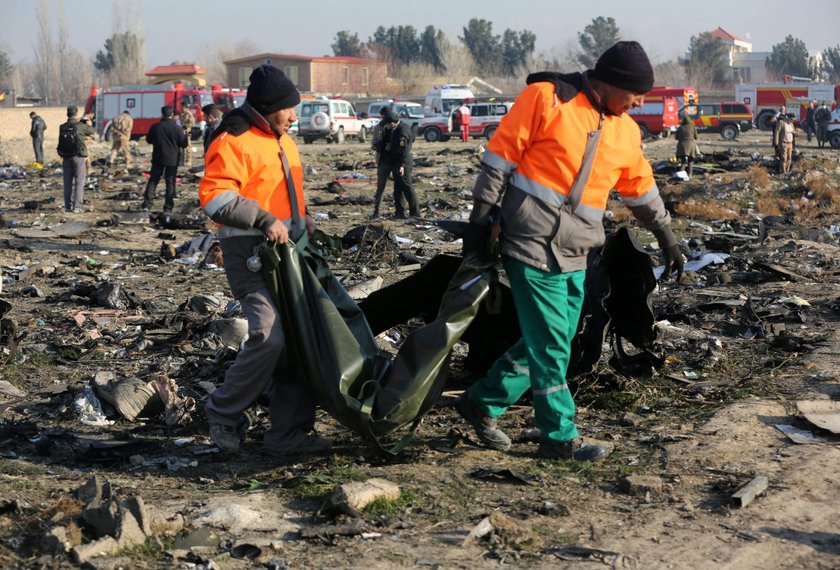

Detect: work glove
[462, 200, 500, 262]
[651, 226, 684, 282]
[462, 221, 490, 259]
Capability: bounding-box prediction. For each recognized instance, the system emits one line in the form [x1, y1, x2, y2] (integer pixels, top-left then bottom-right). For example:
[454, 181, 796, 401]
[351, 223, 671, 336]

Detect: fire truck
[646, 86, 699, 107]
[210, 85, 246, 114]
[734, 81, 840, 131]
[83, 83, 214, 140]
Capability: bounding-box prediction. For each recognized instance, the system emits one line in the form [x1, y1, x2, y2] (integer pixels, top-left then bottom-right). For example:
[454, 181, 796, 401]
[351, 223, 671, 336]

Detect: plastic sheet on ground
[259, 236, 495, 452]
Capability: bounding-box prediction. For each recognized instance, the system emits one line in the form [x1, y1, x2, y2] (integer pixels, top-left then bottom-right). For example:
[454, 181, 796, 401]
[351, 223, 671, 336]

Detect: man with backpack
[57, 105, 96, 213]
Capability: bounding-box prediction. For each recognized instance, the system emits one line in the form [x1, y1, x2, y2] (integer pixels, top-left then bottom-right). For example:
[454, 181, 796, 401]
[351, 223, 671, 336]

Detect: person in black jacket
[380, 110, 419, 219]
[29, 111, 47, 164]
[142, 105, 188, 212]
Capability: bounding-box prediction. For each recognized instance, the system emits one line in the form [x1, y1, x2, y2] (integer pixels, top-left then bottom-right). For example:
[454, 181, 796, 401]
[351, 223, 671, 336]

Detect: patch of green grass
[27, 351, 56, 366]
[56, 347, 81, 361]
[13, 479, 42, 491]
[284, 459, 369, 500]
[731, 388, 756, 400]
[0, 460, 43, 478]
[363, 489, 421, 518]
[325, 461, 367, 483]
[579, 391, 639, 412]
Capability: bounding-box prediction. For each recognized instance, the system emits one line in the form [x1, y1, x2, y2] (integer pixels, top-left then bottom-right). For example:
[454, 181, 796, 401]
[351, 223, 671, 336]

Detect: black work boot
[455, 393, 511, 451]
[537, 437, 611, 462]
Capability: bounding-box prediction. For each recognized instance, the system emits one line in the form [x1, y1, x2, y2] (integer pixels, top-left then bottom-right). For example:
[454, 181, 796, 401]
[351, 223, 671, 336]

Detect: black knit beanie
[591, 41, 654, 94]
[382, 110, 399, 124]
[246, 64, 301, 115]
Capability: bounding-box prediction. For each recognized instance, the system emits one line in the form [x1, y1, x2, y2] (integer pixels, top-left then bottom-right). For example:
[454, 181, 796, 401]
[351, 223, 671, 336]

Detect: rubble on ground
[0, 132, 838, 568]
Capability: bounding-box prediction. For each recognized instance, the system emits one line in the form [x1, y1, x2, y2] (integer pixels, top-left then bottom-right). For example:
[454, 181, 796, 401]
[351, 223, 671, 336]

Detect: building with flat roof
[224, 53, 388, 97]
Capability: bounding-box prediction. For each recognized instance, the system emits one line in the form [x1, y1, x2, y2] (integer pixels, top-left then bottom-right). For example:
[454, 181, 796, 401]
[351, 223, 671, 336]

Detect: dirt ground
[0, 107, 77, 164]
[0, 123, 839, 569]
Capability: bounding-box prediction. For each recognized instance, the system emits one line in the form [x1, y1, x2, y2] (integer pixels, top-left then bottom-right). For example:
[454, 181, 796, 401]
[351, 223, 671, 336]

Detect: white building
[708, 27, 770, 83]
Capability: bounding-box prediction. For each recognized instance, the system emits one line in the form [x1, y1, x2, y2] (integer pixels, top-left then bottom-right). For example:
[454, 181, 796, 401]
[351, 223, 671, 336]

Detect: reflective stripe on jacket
[199, 123, 305, 239]
[472, 74, 670, 272]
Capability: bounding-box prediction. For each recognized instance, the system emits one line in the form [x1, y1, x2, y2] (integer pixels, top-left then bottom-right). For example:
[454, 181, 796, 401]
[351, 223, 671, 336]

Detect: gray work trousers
[62, 156, 87, 210]
[32, 136, 44, 164]
[204, 287, 316, 447]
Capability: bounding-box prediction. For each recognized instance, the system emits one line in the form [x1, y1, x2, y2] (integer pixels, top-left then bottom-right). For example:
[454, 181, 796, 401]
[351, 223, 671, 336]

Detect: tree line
[2, 9, 840, 105]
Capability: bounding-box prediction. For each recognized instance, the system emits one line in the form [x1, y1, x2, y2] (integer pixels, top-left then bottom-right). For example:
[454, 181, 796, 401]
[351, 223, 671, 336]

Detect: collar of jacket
[525, 70, 607, 115]
[210, 101, 278, 145]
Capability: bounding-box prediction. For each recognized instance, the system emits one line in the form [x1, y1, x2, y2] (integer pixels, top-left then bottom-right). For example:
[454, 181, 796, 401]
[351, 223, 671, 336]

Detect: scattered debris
[732, 475, 769, 507]
[796, 400, 840, 434]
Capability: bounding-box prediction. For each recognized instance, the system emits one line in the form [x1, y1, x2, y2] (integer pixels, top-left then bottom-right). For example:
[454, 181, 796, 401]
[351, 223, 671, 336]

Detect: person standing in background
[179, 106, 196, 168]
[675, 115, 697, 179]
[804, 101, 817, 144]
[108, 110, 134, 167]
[57, 105, 96, 213]
[29, 111, 46, 165]
[814, 103, 832, 149]
[378, 110, 419, 219]
[370, 105, 392, 219]
[201, 104, 222, 155]
[142, 106, 188, 212]
[456, 100, 471, 142]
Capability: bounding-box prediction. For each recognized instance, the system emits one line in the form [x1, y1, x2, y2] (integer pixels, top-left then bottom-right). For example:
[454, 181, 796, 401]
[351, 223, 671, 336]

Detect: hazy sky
[2, 0, 839, 67]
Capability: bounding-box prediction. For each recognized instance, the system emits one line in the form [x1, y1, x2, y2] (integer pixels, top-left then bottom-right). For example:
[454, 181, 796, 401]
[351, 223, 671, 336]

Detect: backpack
[57, 122, 81, 157]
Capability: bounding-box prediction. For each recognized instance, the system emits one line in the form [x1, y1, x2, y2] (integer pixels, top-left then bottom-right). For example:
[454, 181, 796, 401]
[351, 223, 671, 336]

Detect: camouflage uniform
[109, 112, 133, 167]
[179, 108, 195, 167]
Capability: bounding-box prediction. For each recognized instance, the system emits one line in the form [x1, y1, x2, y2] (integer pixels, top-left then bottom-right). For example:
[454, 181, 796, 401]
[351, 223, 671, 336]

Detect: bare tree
[391, 61, 437, 95]
[653, 59, 687, 88]
[198, 39, 261, 85]
[33, 0, 57, 104]
[108, 0, 146, 85]
[436, 35, 475, 82]
[541, 40, 582, 73]
[55, 4, 91, 104]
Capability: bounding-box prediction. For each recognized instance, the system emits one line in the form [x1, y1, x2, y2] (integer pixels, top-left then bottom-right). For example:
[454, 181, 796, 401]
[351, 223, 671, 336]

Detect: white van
[366, 100, 426, 131]
[424, 84, 475, 115]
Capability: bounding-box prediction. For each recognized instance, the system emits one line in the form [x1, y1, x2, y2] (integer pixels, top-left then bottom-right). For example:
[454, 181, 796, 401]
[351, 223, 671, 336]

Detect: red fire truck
[735, 81, 840, 131]
[646, 86, 699, 107]
[210, 85, 246, 114]
[83, 83, 214, 140]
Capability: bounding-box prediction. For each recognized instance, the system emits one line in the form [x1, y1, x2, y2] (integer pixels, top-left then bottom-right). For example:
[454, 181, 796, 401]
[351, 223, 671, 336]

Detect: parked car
[679, 102, 754, 140]
[366, 100, 426, 132]
[297, 97, 366, 144]
[627, 97, 679, 139]
[417, 100, 514, 142]
[826, 107, 840, 149]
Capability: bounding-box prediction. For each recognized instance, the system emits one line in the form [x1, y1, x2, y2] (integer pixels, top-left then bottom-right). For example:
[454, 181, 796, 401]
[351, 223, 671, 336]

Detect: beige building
[224, 53, 388, 97]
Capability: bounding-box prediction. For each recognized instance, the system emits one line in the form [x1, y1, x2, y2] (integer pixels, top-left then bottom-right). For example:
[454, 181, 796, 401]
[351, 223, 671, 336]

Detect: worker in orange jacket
[457, 42, 683, 461]
[198, 64, 330, 457]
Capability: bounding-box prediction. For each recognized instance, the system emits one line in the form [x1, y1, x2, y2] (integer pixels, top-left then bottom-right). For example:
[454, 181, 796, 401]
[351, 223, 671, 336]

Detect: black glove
[462, 221, 489, 259]
[462, 201, 499, 260]
[652, 226, 684, 282]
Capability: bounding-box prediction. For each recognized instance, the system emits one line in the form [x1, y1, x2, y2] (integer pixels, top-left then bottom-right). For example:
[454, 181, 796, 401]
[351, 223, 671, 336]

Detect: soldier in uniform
[179, 107, 196, 167]
[108, 110, 133, 167]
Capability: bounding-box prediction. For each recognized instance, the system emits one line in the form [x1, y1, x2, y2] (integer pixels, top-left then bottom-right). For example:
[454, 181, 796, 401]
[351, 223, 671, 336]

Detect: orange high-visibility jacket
[472, 73, 670, 272]
[199, 123, 304, 239]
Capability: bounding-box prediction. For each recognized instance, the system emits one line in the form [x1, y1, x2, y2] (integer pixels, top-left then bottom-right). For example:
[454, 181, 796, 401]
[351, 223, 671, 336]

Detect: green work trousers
[468, 256, 586, 443]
